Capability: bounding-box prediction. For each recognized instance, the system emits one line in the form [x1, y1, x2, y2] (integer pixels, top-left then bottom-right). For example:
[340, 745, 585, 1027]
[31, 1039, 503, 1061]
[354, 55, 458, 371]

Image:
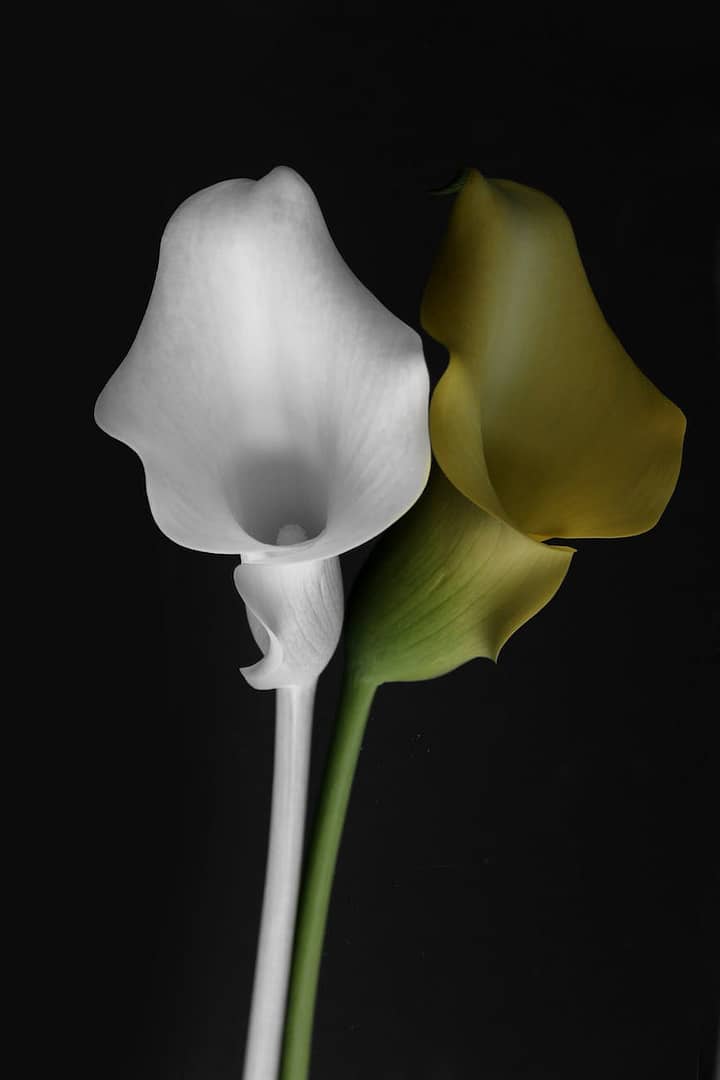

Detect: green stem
[279, 672, 378, 1080]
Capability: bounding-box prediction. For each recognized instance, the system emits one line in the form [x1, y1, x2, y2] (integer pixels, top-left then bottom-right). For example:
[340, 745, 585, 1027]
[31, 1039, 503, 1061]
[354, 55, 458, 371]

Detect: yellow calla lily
[280, 171, 688, 1080]
[422, 169, 686, 540]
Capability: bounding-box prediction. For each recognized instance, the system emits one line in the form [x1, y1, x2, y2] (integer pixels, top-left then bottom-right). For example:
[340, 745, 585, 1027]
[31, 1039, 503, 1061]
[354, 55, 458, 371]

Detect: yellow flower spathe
[422, 169, 686, 540]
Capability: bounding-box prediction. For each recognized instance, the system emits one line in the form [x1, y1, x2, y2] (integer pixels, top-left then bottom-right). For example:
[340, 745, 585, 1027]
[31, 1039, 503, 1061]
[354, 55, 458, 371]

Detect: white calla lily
[94, 166, 430, 1080]
[94, 165, 430, 564]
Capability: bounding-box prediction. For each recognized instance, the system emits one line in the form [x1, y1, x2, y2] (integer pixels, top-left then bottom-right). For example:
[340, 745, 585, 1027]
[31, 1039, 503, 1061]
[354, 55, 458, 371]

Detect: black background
[80, 18, 718, 1080]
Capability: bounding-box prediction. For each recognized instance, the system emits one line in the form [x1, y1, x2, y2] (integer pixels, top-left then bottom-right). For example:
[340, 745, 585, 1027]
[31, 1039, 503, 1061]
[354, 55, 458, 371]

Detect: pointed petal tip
[260, 163, 306, 187]
[429, 167, 475, 196]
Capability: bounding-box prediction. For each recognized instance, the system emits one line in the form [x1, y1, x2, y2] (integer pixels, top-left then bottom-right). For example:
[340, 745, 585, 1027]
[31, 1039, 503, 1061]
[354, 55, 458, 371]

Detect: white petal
[234, 555, 344, 690]
[95, 167, 430, 560]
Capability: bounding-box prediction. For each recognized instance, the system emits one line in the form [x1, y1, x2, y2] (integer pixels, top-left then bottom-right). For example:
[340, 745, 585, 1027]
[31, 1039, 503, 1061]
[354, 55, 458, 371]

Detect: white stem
[242, 682, 315, 1080]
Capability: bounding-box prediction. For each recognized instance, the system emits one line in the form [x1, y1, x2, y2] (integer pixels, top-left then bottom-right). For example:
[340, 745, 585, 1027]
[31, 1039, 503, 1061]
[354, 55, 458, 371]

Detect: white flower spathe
[94, 166, 430, 567]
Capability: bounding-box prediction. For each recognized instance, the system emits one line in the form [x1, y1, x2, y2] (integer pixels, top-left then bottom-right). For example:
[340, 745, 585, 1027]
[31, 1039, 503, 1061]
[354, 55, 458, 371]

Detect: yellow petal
[422, 170, 686, 539]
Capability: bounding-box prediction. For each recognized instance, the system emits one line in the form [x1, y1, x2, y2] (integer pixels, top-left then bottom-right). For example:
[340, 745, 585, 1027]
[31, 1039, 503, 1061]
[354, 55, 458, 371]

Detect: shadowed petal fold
[422, 169, 686, 540]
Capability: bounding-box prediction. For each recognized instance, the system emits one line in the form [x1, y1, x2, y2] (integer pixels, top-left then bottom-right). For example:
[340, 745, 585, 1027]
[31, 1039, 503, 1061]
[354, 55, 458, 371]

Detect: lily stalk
[280, 672, 376, 1080]
[234, 548, 344, 1080]
[244, 682, 314, 1080]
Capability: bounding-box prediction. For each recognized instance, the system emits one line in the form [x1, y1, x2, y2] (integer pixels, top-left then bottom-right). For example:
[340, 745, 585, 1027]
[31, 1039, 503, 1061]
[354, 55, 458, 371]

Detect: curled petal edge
[234, 556, 344, 691]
